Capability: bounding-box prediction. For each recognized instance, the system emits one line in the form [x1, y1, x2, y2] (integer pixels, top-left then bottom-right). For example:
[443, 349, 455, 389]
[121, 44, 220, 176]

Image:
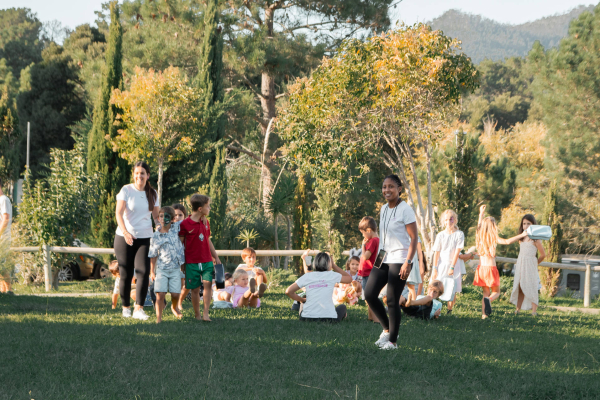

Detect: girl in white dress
[510, 214, 546, 316]
[431, 210, 464, 314]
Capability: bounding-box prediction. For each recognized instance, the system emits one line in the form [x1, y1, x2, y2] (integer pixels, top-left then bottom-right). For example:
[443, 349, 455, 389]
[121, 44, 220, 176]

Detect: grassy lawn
[1, 271, 599, 400]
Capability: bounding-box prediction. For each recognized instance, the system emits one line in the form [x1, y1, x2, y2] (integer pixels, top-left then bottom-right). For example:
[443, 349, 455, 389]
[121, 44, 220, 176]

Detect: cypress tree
[541, 182, 563, 296]
[293, 173, 312, 275]
[197, 0, 227, 246]
[87, 1, 129, 248]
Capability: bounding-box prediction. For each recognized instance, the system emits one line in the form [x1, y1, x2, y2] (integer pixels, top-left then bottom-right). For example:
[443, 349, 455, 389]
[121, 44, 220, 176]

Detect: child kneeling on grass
[224, 269, 261, 308]
[285, 251, 352, 323]
[149, 206, 185, 323]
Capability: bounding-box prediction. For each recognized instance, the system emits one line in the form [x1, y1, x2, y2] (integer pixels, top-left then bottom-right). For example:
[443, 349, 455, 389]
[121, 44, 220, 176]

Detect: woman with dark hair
[114, 161, 160, 320]
[285, 250, 352, 322]
[364, 174, 418, 350]
[510, 214, 546, 316]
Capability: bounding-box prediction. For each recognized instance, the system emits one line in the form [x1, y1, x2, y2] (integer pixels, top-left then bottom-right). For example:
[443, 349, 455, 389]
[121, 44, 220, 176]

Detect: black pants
[299, 303, 347, 323]
[402, 304, 433, 320]
[114, 235, 150, 307]
[364, 263, 408, 343]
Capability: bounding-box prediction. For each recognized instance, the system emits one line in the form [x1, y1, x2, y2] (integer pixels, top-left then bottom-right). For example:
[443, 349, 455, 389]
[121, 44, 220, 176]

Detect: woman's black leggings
[114, 235, 150, 307]
[364, 263, 408, 343]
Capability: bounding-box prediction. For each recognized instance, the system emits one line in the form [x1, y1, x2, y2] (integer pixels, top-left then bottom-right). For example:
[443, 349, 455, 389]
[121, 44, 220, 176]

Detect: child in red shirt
[358, 216, 380, 322]
[178, 194, 221, 321]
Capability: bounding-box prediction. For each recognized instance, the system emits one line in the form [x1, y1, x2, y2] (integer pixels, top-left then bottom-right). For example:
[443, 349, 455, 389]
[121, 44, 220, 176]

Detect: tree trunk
[246, 239, 250, 248]
[260, 119, 274, 211]
[284, 215, 291, 270]
[157, 160, 164, 207]
[273, 213, 279, 268]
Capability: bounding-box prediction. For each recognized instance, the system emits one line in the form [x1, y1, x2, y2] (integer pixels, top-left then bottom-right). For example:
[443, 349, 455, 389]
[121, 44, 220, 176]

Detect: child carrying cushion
[149, 206, 185, 323]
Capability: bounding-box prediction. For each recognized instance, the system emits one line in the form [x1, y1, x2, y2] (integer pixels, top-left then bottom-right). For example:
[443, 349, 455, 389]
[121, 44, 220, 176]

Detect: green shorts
[185, 262, 214, 289]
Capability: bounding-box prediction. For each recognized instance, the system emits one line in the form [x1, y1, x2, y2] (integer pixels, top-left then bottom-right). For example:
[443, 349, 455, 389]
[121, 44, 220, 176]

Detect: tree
[530, 5, 600, 254]
[293, 173, 311, 275]
[200, 0, 228, 246]
[0, 59, 21, 189]
[0, 8, 43, 78]
[86, 1, 129, 249]
[16, 43, 86, 178]
[15, 141, 101, 289]
[265, 174, 295, 269]
[279, 25, 479, 252]
[110, 66, 204, 205]
[540, 182, 563, 297]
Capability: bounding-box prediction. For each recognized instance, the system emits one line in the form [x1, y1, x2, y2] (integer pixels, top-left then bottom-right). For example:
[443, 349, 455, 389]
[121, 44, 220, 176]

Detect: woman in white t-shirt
[285, 251, 352, 322]
[364, 174, 418, 351]
[114, 161, 160, 321]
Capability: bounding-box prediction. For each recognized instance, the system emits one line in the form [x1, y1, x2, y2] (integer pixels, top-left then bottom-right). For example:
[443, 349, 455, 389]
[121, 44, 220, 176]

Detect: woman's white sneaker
[132, 308, 149, 321]
[122, 308, 132, 318]
[375, 331, 390, 347]
[380, 342, 398, 350]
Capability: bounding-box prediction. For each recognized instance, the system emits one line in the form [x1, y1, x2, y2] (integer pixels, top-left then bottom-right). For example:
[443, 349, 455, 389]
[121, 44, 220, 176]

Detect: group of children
[111, 194, 268, 323]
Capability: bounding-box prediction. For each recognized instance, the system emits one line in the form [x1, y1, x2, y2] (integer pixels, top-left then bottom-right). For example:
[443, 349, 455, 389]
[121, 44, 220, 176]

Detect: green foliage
[0, 8, 43, 78]
[16, 43, 86, 178]
[266, 173, 296, 268]
[530, 6, 600, 254]
[543, 183, 563, 264]
[0, 60, 22, 187]
[87, 1, 129, 248]
[430, 6, 594, 64]
[208, 145, 228, 247]
[478, 156, 517, 220]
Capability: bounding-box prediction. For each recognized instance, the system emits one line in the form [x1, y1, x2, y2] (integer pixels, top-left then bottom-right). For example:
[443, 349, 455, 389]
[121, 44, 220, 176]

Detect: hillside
[429, 5, 595, 63]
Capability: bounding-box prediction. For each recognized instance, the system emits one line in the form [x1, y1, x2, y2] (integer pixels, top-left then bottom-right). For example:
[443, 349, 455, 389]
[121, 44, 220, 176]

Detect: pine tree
[86, 1, 129, 248]
[199, 0, 227, 247]
[541, 182, 563, 296]
[293, 173, 312, 275]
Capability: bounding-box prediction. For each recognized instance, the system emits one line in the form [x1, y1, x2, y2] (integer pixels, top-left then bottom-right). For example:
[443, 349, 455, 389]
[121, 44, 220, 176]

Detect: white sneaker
[122, 308, 132, 318]
[132, 308, 149, 321]
[375, 331, 390, 347]
[380, 342, 398, 350]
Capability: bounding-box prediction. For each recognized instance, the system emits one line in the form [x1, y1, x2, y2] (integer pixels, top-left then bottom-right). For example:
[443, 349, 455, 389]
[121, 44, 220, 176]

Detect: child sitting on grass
[212, 273, 233, 301]
[400, 280, 444, 320]
[333, 256, 362, 306]
[149, 206, 185, 323]
[224, 269, 261, 308]
[235, 247, 268, 299]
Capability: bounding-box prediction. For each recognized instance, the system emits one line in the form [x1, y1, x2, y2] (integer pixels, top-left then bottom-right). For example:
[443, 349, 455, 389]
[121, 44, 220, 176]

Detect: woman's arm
[331, 262, 352, 284]
[400, 222, 418, 280]
[152, 205, 160, 228]
[285, 282, 306, 303]
[417, 242, 424, 276]
[534, 240, 546, 264]
[116, 199, 135, 245]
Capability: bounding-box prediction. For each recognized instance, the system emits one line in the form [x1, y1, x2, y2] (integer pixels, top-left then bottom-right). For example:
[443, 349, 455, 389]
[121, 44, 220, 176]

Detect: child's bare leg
[156, 292, 166, 323]
[516, 285, 524, 312]
[191, 287, 201, 320]
[112, 293, 119, 309]
[531, 302, 538, 315]
[399, 296, 407, 306]
[417, 282, 424, 296]
[238, 288, 253, 307]
[178, 288, 190, 311]
[218, 291, 228, 301]
[249, 293, 259, 308]
[406, 284, 416, 301]
[255, 274, 264, 286]
[482, 287, 491, 318]
[202, 281, 212, 321]
[489, 286, 501, 302]
[170, 293, 182, 319]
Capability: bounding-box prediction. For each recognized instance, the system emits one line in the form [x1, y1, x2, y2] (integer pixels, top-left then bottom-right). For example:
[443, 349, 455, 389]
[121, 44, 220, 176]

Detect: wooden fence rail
[9, 246, 598, 307]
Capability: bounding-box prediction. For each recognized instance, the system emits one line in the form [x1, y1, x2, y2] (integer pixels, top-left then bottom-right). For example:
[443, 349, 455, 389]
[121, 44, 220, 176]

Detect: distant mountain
[428, 5, 595, 64]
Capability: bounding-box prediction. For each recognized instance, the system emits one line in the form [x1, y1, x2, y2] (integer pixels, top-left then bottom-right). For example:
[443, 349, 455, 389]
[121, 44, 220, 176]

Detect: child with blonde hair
[431, 209, 464, 315]
[333, 257, 362, 306]
[235, 247, 268, 299]
[475, 205, 527, 318]
[400, 280, 445, 320]
[224, 269, 261, 308]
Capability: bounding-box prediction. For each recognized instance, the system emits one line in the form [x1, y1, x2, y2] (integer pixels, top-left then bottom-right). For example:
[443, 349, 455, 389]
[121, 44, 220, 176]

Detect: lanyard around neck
[382, 199, 400, 249]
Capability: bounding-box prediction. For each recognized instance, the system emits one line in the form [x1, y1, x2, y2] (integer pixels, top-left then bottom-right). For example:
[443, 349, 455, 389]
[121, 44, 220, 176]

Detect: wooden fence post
[583, 263, 591, 308]
[43, 244, 52, 292]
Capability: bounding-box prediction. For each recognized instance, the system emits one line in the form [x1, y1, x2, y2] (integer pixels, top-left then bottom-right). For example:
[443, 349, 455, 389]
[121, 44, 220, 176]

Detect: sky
[0, 0, 595, 30]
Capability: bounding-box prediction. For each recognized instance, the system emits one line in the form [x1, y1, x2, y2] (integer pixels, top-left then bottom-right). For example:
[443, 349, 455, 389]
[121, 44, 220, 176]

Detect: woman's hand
[399, 262, 412, 280]
[124, 231, 135, 246]
[448, 267, 454, 276]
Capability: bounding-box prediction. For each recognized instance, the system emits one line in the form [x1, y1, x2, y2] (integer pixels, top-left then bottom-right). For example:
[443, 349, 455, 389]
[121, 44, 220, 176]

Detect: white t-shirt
[115, 184, 159, 239]
[432, 230, 465, 279]
[379, 201, 417, 264]
[0, 194, 12, 243]
[295, 270, 342, 319]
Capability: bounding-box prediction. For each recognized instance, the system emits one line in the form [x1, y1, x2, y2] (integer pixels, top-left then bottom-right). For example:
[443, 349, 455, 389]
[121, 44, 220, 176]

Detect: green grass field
[1, 271, 599, 400]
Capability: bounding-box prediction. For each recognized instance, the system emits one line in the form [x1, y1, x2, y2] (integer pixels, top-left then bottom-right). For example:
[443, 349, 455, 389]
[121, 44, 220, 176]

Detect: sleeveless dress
[510, 241, 539, 310]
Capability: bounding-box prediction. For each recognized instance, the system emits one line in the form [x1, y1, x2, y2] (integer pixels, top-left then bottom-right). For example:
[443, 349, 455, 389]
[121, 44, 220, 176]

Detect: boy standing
[178, 194, 221, 321]
[358, 216, 379, 321]
[149, 206, 185, 323]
